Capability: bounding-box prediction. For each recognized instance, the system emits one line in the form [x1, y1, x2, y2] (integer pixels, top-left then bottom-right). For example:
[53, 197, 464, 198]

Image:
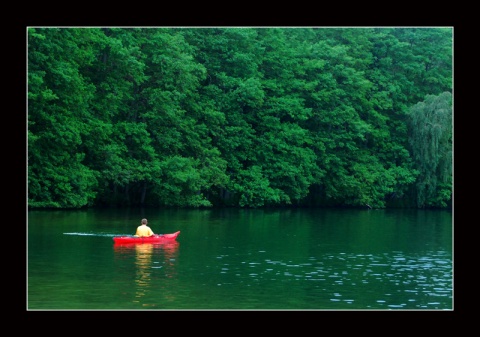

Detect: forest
[27, 27, 453, 209]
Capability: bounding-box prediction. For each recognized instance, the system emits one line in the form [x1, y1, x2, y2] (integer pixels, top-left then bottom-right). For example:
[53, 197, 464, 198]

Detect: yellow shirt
[135, 225, 154, 237]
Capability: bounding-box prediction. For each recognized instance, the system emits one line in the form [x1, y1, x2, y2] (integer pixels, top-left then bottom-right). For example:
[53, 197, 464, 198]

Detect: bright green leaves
[234, 166, 284, 207]
[234, 77, 265, 109]
[28, 28, 99, 208]
[28, 27, 452, 209]
[152, 155, 223, 207]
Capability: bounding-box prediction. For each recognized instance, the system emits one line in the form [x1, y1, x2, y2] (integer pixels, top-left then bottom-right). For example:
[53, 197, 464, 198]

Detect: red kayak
[112, 231, 180, 244]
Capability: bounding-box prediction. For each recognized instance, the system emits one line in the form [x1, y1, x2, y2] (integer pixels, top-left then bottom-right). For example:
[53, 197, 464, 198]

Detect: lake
[27, 207, 453, 310]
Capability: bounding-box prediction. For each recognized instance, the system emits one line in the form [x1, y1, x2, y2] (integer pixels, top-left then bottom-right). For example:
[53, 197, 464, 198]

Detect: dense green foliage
[28, 27, 453, 209]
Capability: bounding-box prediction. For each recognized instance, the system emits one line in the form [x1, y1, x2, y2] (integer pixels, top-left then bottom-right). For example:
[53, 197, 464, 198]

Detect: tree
[28, 28, 98, 208]
[408, 92, 452, 208]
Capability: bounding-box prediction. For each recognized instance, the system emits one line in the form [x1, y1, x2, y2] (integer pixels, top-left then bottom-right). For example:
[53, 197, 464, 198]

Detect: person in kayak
[135, 218, 155, 237]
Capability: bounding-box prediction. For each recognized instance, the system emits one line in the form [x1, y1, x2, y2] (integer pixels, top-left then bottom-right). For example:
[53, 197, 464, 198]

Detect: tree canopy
[28, 27, 453, 209]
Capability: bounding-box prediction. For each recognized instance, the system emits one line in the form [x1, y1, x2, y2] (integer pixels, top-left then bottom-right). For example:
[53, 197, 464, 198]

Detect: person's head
[141, 218, 148, 225]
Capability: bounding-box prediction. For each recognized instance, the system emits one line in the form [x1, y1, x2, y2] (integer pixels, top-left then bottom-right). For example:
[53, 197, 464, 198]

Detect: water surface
[27, 208, 453, 310]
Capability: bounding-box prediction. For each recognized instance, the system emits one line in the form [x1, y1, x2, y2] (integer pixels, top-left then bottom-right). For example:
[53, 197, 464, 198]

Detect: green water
[27, 208, 453, 310]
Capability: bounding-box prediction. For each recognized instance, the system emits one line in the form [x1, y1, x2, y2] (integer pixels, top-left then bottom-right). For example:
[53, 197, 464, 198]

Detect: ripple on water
[213, 249, 451, 309]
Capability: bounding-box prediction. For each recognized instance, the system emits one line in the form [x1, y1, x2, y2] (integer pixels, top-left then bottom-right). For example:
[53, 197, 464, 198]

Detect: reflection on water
[135, 244, 153, 299]
[113, 242, 179, 307]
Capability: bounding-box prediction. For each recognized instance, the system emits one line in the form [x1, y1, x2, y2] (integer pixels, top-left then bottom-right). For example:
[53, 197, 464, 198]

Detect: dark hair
[141, 218, 148, 224]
